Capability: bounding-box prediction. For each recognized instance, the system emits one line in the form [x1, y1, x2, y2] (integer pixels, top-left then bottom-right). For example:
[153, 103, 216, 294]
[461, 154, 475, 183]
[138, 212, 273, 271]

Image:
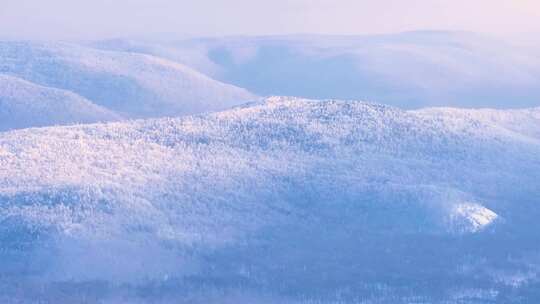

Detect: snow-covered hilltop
[0, 41, 255, 129]
[0, 97, 538, 303]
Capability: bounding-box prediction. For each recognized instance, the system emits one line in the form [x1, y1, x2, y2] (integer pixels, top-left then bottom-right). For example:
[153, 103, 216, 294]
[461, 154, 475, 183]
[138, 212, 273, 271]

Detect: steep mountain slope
[0, 97, 539, 303]
[0, 74, 121, 131]
[0, 41, 255, 119]
[92, 31, 540, 108]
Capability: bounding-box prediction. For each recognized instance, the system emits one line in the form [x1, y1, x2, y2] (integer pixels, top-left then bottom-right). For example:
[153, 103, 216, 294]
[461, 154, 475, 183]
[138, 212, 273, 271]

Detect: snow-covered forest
[1, 27, 539, 303]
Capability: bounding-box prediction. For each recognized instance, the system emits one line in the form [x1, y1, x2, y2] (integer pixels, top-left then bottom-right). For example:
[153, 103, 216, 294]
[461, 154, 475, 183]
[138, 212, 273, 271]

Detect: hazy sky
[1, 0, 540, 40]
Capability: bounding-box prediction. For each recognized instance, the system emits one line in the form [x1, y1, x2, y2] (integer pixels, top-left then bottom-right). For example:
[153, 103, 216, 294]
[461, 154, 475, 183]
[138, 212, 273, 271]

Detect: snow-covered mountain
[0, 97, 538, 303]
[0, 41, 255, 121]
[3, 32, 536, 132]
[91, 31, 540, 109]
[0, 74, 121, 131]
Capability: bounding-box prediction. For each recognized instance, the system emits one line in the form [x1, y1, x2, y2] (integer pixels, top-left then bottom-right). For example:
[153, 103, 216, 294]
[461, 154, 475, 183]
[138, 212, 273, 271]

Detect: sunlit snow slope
[0, 97, 539, 303]
[0, 41, 255, 121]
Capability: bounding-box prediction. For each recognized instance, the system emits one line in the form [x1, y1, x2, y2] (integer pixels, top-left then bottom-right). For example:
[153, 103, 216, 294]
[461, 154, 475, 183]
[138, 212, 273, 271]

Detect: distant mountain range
[91, 31, 540, 109]
[1, 31, 540, 131]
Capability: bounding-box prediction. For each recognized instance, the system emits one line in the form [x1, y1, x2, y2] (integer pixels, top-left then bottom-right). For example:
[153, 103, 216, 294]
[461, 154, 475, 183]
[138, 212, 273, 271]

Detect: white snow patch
[448, 203, 498, 233]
